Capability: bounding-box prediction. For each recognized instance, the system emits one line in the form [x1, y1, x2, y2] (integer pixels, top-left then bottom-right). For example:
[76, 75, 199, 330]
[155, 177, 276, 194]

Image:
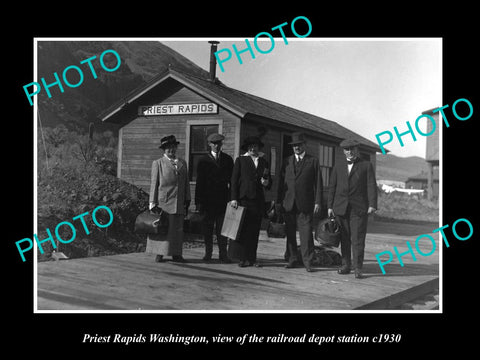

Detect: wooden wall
[116, 79, 378, 211]
[240, 119, 341, 208]
[119, 84, 240, 199]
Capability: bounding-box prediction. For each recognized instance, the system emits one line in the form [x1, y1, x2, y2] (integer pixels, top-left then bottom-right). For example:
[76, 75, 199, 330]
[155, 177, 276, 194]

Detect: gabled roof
[99, 67, 382, 152]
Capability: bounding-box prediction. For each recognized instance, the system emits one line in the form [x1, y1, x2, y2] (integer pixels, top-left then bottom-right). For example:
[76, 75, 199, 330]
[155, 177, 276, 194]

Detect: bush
[37, 125, 148, 261]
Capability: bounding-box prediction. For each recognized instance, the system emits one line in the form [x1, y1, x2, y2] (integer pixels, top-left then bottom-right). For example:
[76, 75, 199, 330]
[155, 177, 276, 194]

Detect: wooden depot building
[99, 42, 382, 212]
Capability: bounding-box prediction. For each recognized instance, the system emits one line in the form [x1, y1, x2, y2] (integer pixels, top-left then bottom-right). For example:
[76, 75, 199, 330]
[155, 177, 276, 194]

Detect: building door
[188, 124, 220, 181]
[282, 134, 293, 160]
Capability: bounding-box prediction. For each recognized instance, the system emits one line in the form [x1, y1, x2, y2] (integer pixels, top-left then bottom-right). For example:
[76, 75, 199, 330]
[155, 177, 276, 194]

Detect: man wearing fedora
[230, 136, 271, 267]
[277, 132, 323, 272]
[195, 133, 234, 263]
[327, 139, 377, 279]
[148, 135, 191, 263]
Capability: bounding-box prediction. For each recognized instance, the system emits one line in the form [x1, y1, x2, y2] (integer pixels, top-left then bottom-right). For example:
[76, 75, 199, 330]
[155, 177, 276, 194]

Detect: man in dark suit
[277, 132, 323, 272]
[195, 133, 234, 263]
[327, 139, 377, 279]
[230, 136, 271, 267]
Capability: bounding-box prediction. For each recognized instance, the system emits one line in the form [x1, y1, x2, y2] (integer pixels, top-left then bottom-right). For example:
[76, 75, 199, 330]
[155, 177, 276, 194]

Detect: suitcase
[315, 216, 342, 247]
[134, 208, 169, 235]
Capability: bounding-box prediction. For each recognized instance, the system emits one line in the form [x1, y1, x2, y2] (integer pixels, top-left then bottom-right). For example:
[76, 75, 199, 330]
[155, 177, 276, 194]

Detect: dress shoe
[238, 261, 249, 267]
[355, 270, 364, 279]
[285, 262, 298, 269]
[337, 266, 351, 275]
[155, 255, 164, 263]
[253, 262, 262, 268]
[305, 267, 313, 272]
[172, 255, 187, 263]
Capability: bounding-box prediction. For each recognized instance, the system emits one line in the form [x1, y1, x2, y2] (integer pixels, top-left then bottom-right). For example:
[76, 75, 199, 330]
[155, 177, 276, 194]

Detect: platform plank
[36, 219, 439, 311]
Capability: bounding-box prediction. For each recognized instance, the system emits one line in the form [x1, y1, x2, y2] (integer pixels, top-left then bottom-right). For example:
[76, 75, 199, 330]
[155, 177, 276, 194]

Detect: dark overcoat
[231, 155, 271, 206]
[327, 158, 377, 216]
[195, 151, 234, 213]
[277, 154, 323, 213]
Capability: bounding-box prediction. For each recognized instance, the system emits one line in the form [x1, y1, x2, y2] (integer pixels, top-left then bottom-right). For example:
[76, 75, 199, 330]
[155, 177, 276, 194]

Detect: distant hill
[36, 41, 213, 132]
[376, 153, 429, 182]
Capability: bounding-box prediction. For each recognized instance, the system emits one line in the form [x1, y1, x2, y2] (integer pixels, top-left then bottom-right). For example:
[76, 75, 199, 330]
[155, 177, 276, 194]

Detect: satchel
[297, 245, 342, 267]
[315, 216, 341, 247]
[183, 211, 206, 235]
[267, 220, 286, 238]
[134, 208, 169, 235]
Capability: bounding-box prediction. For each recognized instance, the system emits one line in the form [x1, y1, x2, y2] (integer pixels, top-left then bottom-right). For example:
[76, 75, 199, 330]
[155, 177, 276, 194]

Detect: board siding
[119, 84, 240, 198]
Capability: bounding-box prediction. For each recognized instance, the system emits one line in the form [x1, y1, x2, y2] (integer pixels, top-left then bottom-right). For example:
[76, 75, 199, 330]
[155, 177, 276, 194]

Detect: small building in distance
[423, 108, 440, 200]
[405, 168, 439, 197]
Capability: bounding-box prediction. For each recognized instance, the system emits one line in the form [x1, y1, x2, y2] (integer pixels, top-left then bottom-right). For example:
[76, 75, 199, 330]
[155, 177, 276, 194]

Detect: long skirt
[146, 213, 184, 256]
[227, 198, 263, 263]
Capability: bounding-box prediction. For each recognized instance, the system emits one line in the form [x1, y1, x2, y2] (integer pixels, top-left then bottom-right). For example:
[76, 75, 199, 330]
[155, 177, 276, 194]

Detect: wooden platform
[36, 219, 440, 311]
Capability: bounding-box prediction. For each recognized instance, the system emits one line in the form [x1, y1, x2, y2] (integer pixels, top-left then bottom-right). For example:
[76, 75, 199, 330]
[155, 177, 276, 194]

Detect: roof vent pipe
[208, 40, 219, 82]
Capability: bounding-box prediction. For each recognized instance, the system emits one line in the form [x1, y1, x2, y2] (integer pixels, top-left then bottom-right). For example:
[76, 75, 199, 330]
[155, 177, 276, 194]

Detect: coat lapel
[208, 152, 220, 167]
[343, 161, 350, 180]
[295, 155, 307, 178]
[176, 159, 184, 172]
[288, 156, 296, 177]
[348, 159, 359, 178]
[245, 155, 257, 173]
[255, 157, 264, 177]
[162, 155, 182, 173]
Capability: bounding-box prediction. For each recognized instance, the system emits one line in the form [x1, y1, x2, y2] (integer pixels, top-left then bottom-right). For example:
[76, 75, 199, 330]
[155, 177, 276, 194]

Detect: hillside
[375, 153, 429, 182]
[37, 41, 213, 132]
[35, 41, 214, 261]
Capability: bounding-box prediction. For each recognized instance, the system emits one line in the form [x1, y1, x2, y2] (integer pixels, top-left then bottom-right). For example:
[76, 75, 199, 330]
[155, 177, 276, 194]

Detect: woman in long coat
[147, 135, 191, 262]
[229, 136, 271, 267]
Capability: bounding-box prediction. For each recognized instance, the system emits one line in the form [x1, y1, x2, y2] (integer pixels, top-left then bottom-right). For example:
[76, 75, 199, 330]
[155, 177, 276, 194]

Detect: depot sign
[138, 103, 218, 116]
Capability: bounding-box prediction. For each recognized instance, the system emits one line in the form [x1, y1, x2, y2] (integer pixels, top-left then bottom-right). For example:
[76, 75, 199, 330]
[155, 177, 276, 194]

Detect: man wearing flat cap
[327, 138, 377, 278]
[195, 133, 234, 263]
[277, 132, 323, 272]
[230, 136, 272, 267]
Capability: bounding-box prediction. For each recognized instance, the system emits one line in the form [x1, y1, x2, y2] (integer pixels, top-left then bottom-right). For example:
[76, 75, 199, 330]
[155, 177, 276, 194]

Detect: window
[319, 144, 334, 186]
[186, 120, 222, 181]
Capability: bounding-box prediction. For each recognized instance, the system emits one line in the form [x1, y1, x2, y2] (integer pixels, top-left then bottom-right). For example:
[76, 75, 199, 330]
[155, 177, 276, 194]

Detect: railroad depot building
[100, 46, 381, 211]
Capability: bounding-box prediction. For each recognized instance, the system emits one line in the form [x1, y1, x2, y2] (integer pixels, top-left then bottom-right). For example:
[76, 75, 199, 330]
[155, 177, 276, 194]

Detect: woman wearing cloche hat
[229, 135, 271, 268]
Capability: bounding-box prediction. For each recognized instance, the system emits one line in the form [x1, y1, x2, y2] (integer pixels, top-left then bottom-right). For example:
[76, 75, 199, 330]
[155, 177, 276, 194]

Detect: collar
[211, 150, 221, 158]
[346, 157, 358, 165]
[243, 151, 259, 158]
[164, 154, 178, 162]
[295, 151, 306, 161]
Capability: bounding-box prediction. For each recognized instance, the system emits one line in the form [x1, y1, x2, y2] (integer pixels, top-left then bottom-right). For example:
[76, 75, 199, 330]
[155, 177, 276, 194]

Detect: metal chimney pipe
[208, 41, 220, 82]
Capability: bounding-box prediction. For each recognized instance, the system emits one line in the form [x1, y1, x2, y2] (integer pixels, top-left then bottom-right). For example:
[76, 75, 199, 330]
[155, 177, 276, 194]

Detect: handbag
[297, 245, 342, 267]
[315, 215, 341, 247]
[267, 220, 286, 238]
[134, 208, 169, 235]
[183, 211, 206, 234]
[265, 200, 286, 238]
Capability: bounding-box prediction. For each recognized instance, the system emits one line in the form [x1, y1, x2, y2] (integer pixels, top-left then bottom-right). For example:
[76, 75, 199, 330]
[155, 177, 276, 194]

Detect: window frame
[319, 143, 334, 187]
[185, 119, 223, 184]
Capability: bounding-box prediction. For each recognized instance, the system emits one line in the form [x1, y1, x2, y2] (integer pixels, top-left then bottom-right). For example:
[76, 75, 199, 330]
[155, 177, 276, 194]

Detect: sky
[163, 38, 442, 158]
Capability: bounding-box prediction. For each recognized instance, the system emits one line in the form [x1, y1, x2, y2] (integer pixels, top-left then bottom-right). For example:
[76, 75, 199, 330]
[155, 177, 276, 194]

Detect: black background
[6, 5, 477, 355]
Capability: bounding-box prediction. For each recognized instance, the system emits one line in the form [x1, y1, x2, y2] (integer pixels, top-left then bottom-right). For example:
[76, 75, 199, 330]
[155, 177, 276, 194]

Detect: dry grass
[375, 189, 439, 223]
